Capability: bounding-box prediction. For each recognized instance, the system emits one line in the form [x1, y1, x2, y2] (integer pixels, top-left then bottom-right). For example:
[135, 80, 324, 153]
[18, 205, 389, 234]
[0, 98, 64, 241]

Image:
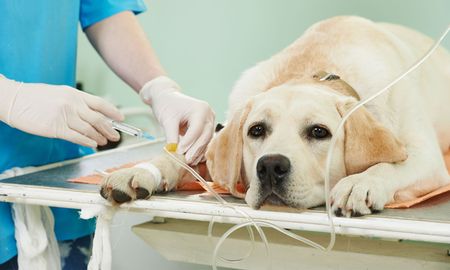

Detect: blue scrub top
[0, 0, 146, 263]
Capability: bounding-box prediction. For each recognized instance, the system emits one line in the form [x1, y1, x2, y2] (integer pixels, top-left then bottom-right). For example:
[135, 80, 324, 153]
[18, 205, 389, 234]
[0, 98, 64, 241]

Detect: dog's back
[229, 16, 450, 151]
[229, 17, 450, 120]
[380, 22, 450, 150]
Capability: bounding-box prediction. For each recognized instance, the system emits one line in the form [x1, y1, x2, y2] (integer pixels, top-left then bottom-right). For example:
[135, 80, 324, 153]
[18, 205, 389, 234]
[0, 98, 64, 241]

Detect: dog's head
[206, 82, 407, 209]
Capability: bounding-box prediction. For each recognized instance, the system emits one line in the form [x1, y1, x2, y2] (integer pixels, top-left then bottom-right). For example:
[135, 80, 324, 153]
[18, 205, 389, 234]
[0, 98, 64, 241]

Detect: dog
[100, 16, 450, 217]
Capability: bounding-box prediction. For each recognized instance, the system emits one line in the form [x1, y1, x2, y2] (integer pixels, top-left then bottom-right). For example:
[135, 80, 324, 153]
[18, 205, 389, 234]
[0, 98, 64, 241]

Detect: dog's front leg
[331, 140, 450, 217]
[100, 153, 187, 204]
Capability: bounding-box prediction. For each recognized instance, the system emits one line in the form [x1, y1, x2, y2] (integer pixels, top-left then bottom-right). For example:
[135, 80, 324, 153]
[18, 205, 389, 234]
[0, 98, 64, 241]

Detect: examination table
[0, 141, 449, 270]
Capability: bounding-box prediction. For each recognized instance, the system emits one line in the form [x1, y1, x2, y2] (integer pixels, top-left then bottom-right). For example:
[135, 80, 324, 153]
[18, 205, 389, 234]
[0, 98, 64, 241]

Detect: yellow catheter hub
[165, 143, 178, 152]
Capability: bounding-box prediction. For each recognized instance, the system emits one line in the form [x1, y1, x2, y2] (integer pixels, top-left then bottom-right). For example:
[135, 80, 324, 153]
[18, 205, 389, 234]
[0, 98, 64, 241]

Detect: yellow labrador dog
[101, 16, 450, 217]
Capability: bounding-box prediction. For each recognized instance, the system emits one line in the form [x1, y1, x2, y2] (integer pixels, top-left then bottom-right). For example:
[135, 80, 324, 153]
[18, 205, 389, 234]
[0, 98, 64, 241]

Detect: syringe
[111, 120, 155, 140]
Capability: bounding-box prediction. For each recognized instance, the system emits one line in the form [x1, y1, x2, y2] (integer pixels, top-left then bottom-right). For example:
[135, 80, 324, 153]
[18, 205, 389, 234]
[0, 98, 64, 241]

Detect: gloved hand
[0, 76, 124, 148]
[140, 76, 215, 165]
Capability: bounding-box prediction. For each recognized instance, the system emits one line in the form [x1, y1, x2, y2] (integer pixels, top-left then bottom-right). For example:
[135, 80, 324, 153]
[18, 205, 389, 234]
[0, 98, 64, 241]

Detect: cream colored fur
[101, 16, 450, 217]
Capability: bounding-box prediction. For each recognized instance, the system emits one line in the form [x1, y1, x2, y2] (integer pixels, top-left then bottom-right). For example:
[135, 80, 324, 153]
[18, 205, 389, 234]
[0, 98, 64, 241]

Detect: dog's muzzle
[256, 154, 291, 189]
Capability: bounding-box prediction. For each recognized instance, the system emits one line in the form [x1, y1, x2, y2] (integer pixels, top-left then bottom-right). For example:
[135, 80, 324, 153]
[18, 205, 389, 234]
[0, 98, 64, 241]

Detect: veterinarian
[0, 1, 215, 269]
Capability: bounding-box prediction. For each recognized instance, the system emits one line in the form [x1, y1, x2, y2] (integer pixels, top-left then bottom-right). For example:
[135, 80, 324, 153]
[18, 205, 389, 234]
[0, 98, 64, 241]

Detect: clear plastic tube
[163, 147, 272, 269]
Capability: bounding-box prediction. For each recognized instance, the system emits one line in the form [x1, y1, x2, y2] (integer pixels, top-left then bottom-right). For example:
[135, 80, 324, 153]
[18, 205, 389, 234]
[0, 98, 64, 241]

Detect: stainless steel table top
[1, 141, 449, 223]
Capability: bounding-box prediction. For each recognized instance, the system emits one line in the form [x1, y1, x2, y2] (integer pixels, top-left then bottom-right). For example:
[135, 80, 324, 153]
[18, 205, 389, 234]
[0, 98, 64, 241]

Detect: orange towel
[69, 162, 139, 185]
[70, 153, 450, 209]
[384, 150, 450, 208]
[69, 161, 215, 191]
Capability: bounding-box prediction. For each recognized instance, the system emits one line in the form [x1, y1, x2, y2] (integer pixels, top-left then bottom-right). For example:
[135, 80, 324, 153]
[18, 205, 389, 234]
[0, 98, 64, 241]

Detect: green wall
[77, 0, 450, 122]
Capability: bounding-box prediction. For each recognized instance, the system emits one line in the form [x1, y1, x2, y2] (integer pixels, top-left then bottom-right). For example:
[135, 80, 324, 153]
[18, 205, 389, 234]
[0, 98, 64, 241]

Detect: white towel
[2, 166, 61, 270]
[12, 204, 61, 270]
[80, 205, 116, 270]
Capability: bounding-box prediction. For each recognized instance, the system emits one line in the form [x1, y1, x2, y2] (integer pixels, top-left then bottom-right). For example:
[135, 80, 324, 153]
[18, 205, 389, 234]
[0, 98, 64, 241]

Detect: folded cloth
[68, 162, 216, 191]
[384, 184, 450, 208]
[68, 162, 139, 185]
[384, 149, 450, 208]
[70, 152, 450, 209]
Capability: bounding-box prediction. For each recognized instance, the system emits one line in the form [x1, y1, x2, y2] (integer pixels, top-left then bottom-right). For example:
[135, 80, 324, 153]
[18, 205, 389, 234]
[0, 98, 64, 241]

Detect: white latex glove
[0, 76, 123, 148]
[140, 76, 215, 165]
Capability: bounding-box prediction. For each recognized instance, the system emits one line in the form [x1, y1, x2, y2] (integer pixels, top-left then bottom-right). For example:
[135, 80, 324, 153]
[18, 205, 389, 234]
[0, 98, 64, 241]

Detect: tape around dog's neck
[313, 71, 361, 101]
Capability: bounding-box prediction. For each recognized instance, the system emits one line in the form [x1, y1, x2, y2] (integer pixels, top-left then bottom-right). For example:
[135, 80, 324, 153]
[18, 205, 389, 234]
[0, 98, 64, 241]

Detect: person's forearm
[85, 11, 166, 92]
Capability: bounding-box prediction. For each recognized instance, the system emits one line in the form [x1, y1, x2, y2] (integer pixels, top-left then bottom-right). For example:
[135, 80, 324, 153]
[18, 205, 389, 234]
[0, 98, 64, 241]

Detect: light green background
[77, 0, 450, 123]
[76, 1, 449, 269]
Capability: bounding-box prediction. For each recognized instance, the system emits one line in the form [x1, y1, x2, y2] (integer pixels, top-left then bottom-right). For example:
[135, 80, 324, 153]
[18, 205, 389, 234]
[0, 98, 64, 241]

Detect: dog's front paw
[331, 175, 389, 217]
[100, 165, 161, 204]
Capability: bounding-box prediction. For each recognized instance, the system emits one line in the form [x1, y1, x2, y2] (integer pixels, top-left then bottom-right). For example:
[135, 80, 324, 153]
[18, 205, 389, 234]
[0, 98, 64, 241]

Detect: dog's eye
[248, 123, 266, 138]
[308, 125, 331, 140]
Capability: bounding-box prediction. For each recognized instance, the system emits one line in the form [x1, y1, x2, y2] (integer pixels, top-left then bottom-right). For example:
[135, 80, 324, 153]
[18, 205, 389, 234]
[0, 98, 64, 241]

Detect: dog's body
[101, 16, 450, 217]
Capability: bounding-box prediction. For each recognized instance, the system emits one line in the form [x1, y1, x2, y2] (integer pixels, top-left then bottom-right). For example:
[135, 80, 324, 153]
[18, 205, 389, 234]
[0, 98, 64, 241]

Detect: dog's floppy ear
[336, 98, 407, 175]
[206, 102, 252, 198]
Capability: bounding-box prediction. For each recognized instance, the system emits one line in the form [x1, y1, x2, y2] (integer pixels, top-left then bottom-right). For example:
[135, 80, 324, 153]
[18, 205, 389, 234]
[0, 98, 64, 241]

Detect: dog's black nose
[257, 154, 291, 187]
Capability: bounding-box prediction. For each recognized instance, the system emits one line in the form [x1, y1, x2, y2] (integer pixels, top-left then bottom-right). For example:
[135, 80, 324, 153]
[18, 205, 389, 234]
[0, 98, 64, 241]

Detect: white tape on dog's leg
[80, 205, 116, 270]
[134, 162, 162, 188]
